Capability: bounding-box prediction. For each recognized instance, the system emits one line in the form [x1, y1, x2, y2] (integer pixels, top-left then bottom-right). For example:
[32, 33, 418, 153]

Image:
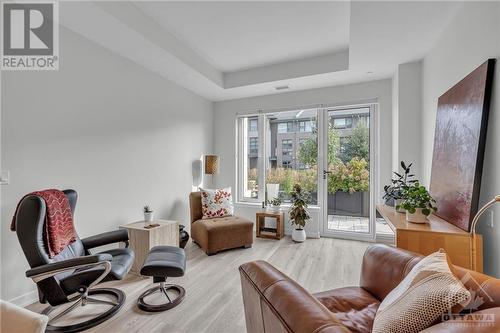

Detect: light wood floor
[28, 237, 369, 333]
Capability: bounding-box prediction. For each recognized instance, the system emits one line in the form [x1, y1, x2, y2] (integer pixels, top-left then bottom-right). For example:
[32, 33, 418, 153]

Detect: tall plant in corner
[289, 184, 310, 243]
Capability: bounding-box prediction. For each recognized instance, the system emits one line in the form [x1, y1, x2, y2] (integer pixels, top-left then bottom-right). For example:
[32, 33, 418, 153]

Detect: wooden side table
[120, 219, 179, 274]
[256, 211, 284, 240]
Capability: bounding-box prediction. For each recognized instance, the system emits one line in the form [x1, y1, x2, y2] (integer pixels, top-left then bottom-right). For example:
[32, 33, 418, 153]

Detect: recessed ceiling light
[275, 85, 290, 90]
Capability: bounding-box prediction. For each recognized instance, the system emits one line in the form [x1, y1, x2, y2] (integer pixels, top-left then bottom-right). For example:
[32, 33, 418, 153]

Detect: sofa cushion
[191, 216, 254, 253]
[194, 215, 253, 232]
[372, 250, 471, 333]
[200, 187, 234, 219]
[314, 287, 380, 333]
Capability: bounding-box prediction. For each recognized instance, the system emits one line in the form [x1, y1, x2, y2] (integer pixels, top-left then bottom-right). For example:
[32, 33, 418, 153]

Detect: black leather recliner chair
[13, 189, 134, 332]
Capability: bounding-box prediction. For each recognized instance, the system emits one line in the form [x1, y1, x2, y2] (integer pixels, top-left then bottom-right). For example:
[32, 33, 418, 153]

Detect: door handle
[323, 170, 331, 179]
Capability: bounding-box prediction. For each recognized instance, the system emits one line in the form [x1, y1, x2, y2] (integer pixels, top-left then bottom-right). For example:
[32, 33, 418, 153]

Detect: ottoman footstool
[137, 246, 186, 312]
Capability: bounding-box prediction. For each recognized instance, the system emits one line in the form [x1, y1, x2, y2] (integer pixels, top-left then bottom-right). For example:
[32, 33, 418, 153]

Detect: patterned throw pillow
[372, 250, 471, 333]
[200, 187, 234, 219]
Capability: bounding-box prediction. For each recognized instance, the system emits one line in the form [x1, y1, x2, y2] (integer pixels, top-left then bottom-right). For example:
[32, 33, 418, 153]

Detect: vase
[144, 211, 154, 223]
[179, 224, 189, 249]
[406, 208, 428, 223]
[292, 228, 306, 242]
[394, 199, 405, 213]
[266, 205, 281, 213]
[266, 183, 280, 201]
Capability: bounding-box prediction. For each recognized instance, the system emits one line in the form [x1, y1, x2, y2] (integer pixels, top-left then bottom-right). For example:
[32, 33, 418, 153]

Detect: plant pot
[144, 211, 154, 223]
[328, 191, 369, 217]
[292, 228, 306, 242]
[406, 208, 428, 223]
[266, 183, 280, 201]
[266, 205, 281, 213]
[395, 199, 406, 213]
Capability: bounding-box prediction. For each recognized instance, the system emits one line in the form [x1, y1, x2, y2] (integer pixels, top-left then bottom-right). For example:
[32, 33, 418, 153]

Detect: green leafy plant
[265, 168, 318, 196]
[339, 121, 369, 163]
[327, 157, 369, 193]
[298, 123, 340, 167]
[289, 184, 310, 229]
[397, 182, 437, 216]
[267, 197, 282, 207]
[383, 161, 417, 201]
[143, 205, 153, 213]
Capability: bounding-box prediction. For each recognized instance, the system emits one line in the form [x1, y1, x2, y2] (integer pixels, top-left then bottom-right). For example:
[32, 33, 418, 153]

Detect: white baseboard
[9, 289, 38, 307]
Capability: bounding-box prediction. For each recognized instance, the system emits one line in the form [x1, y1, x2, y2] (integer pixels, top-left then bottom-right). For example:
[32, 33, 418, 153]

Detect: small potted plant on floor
[289, 184, 310, 242]
[383, 161, 417, 212]
[397, 182, 437, 223]
[266, 197, 282, 212]
[143, 205, 154, 225]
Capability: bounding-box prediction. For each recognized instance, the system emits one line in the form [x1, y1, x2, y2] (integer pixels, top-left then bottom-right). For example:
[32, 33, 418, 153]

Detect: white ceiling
[135, 1, 350, 72]
[59, 1, 465, 101]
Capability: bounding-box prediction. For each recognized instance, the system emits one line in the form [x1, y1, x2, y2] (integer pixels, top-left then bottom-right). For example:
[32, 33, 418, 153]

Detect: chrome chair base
[42, 288, 125, 333]
[137, 282, 185, 312]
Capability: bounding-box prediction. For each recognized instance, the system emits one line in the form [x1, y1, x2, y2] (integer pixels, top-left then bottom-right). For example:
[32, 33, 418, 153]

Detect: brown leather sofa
[189, 192, 254, 255]
[239, 244, 500, 333]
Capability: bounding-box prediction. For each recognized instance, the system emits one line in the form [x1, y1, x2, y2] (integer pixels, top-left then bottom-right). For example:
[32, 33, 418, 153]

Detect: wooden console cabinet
[377, 205, 483, 272]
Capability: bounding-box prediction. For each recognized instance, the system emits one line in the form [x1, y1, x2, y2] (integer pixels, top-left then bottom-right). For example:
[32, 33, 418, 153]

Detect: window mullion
[258, 113, 266, 203]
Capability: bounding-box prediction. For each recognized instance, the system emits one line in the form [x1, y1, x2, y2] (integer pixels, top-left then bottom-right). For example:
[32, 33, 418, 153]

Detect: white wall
[392, 61, 423, 178]
[213, 79, 392, 237]
[0, 27, 213, 303]
[421, 2, 500, 276]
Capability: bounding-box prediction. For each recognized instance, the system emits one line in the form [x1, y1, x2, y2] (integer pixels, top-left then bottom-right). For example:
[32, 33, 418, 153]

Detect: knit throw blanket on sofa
[11, 189, 77, 258]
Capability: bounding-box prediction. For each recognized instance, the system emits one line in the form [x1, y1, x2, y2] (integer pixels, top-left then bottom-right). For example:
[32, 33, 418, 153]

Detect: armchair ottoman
[189, 191, 254, 255]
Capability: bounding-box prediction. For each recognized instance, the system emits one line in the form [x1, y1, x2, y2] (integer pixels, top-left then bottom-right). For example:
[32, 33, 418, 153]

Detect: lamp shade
[204, 155, 219, 175]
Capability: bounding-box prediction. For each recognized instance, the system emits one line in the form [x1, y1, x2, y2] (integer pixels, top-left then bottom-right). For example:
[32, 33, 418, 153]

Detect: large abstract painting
[429, 59, 495, 232]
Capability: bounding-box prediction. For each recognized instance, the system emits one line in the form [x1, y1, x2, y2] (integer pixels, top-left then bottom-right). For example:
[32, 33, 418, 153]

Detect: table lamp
[470, 195, 500, 271]
[204, 155, 219, 187]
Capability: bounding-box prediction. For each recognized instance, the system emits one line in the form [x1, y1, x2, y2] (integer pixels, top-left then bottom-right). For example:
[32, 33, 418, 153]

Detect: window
[238, 109, 318, 204]
[333, 117, 352, 129]
[249, 119, 258, 132]
[277, 122, 293, 133]
[282, 139, 293, 159]
[239, 117, 260, 200]
[249, 137, 258, 154]
[299, 120, 312, 132]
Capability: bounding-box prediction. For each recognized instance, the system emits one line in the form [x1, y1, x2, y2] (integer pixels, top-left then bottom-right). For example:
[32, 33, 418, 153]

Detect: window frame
[237, 114, 264, 202]
[237, 110, 319, 204]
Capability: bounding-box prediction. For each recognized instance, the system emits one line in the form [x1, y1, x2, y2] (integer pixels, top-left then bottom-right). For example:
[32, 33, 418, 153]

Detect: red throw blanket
[11, 189, 77, 258]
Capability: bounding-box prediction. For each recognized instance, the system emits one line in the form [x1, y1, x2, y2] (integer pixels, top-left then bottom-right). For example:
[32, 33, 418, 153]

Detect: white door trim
[320, 103, 378, 242]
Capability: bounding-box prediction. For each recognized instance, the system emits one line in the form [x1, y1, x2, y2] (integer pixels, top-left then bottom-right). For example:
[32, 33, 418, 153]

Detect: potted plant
[289, 184, 310, 242]
[397, 182, 437, 223]
[383, 161, 417, 213]
[143, 205, 154, 225]
[266, 197, 282, 212]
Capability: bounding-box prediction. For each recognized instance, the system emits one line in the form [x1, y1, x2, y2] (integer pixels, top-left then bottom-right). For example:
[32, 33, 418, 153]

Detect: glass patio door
[320, 105, 376, 241]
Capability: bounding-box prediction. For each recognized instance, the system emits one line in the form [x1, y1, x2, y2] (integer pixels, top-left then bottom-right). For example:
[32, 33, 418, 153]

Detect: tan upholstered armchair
[189, 192, 254, 255]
